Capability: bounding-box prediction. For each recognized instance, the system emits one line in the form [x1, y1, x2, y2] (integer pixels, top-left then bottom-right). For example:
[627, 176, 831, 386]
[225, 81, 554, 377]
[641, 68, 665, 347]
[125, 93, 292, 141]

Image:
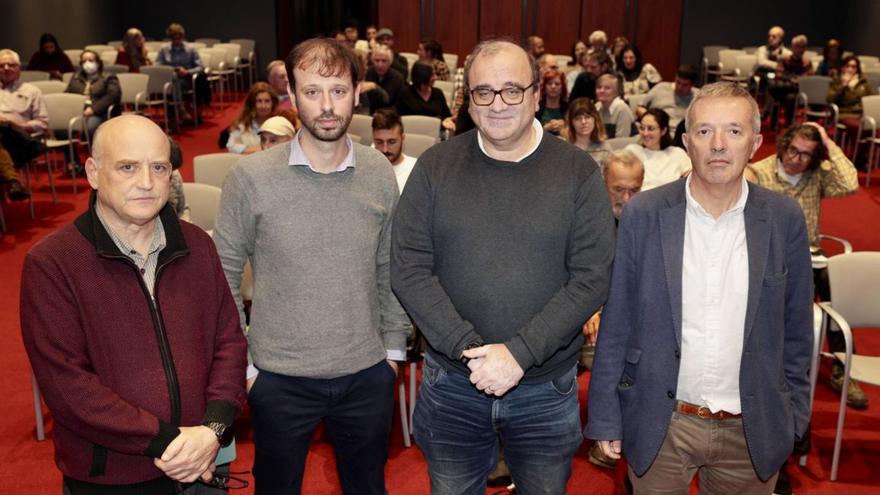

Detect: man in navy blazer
[586, 82, 814, 493]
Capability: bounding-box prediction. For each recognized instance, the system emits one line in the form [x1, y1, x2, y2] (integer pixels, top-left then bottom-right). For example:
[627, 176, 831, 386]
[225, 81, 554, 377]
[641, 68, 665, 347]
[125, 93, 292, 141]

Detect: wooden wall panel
[377, 0, 423, 53]
[533, 0, 582, 57]
[479, 0, 525, 45]
[580, 0, 628, 43]
[633, 0, 683, 82]
[434, 0, 479, 59]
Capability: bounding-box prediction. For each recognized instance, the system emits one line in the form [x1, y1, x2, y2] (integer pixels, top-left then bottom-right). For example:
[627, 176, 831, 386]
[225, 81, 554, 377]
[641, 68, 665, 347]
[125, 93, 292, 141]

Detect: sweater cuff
[201, 399, 237, 427]
[144, 420, 180, 458]
[505, 335, 536, 372]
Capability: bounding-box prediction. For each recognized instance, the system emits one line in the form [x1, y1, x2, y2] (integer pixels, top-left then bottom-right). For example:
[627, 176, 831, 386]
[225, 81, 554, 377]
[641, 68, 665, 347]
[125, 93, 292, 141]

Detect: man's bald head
[91, 115, 169, 166]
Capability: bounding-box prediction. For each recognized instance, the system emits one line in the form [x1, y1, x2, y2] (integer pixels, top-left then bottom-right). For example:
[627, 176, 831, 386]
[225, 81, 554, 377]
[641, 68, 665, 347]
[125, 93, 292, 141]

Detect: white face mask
[82, 61, 98, 75]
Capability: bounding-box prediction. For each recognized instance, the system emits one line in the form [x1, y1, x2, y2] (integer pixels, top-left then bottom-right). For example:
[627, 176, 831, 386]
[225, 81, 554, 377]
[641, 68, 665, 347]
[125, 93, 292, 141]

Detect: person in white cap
[258, 115, 296, 151]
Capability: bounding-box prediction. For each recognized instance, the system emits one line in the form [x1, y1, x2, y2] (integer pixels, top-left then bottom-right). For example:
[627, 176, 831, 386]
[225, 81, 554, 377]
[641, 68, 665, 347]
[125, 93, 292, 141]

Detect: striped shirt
[96, 207, 167, 297]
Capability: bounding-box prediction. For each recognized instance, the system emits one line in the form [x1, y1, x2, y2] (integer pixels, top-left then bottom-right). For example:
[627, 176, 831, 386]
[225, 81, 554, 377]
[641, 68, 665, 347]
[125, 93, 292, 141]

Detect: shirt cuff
[386, 349, 406, 362]
[246, 364, 259, 381]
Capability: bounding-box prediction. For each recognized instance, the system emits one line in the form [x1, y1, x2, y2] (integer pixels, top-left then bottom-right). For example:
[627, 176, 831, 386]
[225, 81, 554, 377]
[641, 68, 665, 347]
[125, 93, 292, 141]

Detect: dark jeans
[249, 361, 395, 495]
[414, 354, 582, 495]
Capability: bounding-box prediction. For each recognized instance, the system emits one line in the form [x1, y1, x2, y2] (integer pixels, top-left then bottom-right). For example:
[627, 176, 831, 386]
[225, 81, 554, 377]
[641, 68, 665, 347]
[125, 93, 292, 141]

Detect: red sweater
[20, 197, 247, 490]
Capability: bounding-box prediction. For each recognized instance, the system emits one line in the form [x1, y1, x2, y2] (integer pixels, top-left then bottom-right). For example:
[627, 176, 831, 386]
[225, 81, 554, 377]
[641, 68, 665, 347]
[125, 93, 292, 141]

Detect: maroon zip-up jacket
[21, 194, 247, 492]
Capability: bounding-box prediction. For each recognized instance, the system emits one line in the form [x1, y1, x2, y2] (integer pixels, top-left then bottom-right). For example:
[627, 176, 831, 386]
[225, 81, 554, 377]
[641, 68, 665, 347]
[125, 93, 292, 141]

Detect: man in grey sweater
[391, 40, 616, 494]
[214, 38, 410, 495]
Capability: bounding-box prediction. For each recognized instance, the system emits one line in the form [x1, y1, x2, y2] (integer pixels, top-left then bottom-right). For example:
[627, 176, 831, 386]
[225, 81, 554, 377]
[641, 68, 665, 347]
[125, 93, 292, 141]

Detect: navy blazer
[585, 178, 814, 481]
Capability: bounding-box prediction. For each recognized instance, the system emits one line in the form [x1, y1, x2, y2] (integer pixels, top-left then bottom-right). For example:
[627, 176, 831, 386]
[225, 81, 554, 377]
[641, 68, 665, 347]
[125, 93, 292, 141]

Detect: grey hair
[588, 30, 608, 45]
[791, 34, 808, 46]
[372, 44, 392, 58]
[684, 81, 761, 133]
[266, 59, 286, 73]
[464, 39, 539, 95]
[603, 149, 644, 177]
[0, 49, 21, 65]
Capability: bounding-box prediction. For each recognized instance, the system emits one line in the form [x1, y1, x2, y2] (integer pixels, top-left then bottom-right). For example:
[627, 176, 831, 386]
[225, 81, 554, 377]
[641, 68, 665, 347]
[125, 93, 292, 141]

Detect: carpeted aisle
[2, 97, 879, 494]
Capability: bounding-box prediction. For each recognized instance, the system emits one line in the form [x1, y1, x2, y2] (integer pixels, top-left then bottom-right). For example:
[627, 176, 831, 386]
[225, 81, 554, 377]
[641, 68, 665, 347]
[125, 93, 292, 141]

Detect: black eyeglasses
[469, 82, 536, 106]
[785, 146, 813, 162]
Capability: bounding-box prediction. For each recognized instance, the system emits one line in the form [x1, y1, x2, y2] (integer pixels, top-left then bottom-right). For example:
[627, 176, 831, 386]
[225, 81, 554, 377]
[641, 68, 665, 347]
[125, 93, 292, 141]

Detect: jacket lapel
[743, 191, 771, 344]
[659, 183, 687, 347]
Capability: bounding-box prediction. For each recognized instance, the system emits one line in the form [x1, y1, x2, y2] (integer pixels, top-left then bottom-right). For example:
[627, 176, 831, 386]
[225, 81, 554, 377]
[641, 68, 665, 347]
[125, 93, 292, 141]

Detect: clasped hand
[154, 426, 220, 483]
[463, 344, 524, 397]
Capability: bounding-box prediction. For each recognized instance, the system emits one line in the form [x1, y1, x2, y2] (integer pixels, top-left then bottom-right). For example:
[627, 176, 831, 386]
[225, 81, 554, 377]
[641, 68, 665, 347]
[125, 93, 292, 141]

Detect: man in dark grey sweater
[214, 38, 410, 495]
[391, 40, 615, 494]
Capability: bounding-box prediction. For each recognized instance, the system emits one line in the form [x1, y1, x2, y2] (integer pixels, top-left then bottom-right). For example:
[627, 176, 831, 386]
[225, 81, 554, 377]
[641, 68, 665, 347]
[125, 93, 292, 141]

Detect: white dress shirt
[677, 175, 750, 414]
[393, 154, 417, 194]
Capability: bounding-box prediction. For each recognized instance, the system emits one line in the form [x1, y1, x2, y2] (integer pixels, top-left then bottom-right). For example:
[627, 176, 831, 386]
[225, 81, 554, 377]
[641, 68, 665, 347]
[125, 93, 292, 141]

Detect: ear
[532, 85, 541, 113]
[749, 132, 764, 160]
[85, 157, 100, 190]
[681, 131, 690, 152]
[353, 82, 361, 108]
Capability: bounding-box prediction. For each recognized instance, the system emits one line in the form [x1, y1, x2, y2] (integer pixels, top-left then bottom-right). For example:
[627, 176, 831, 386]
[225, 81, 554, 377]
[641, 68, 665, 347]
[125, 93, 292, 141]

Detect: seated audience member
[756, 25, 791, 76]
[595, 73, 634, 138]
[587, 30, 609, 58]
[371, 108, 417, 193]
[375, 28, 408, 79]
[258, 115, 296, 151]
[417, 39, 450, 81]
[396, 62, 451, 122]
[345, 25, 369, 52]
[538, 53, 560, 77]
[266, 60, 294, 110]
[226, 82, 278, 154]
[617, 44, 661, 96]
[157, 22, 207, 120]
[27, 33, 74, 80]
[116, 27, 152, 73]
[828, 55, 875, 146]
[365, 25, 379, 51]
[768, 34, 814, 130]
[527, 35, 545, 60]
[562, 97, 611, 164]
[167, 137, 190, 221]
[570, 50, 611, 102]
[565, 41, 588, 91]
[610, 36, 630, 68]
[746, 122, 864, 408]
[624, 108, 691, 190]
[365, 45, 405, 109]
[537, 69, 567, 135]
[0, 48, 47, 197]
[638, 64, 698, 130]
[0, 141, 28, 201]
[817, 39, 843, 77]
[65, 49, 121, 136]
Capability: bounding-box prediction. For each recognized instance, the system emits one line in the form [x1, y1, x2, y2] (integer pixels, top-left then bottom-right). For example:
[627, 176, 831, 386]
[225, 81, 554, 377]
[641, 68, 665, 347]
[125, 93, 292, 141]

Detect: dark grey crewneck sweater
[391, 129, 615, 383]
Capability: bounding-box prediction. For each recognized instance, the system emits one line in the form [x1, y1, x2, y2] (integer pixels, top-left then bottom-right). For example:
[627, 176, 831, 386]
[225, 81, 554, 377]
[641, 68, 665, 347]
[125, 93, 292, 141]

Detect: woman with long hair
[417, 39, 450, 81]
[624, 108, 691, 190]
[226, 82, 279, 154]
[116, 27, 152, 73]
[27, 33, 74, 80]
[537, 69, 568, 135]
[562, 97, 611, 164]
[616, 44, 661, 96]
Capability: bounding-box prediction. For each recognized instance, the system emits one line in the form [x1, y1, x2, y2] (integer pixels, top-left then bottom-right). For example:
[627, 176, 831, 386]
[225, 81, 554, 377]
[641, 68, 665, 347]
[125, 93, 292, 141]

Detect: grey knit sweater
[214, 141, 410, 379]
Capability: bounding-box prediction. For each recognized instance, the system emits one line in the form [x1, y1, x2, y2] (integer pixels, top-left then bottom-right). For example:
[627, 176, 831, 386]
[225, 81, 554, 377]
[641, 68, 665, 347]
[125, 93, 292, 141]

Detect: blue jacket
[585, 178, 814, 481]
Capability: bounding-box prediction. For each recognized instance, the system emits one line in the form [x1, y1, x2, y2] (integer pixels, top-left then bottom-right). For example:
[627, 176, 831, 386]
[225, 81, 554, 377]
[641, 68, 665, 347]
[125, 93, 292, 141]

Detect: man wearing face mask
[65, 49, 121, 137]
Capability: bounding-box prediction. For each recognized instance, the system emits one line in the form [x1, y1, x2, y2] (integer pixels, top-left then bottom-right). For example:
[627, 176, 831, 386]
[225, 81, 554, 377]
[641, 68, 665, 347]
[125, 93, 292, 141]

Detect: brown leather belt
[676, 401, 742, 420]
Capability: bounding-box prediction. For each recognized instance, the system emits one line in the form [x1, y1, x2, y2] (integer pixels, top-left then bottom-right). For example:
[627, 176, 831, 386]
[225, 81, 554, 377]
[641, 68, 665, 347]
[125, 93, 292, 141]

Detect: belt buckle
[697, 405, 711, 419]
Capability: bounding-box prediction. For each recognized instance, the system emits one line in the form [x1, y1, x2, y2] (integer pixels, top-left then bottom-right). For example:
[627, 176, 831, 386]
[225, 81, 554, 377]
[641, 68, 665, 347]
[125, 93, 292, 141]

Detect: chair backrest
[734, 54, 757, 76]
[30, 80, 67, 95]
[213, 43, 241, 65]
[85, 44, 115, 53]
[606, 135, 639, 150]
[104, 64, 128, 75]
[858, 55, 879, 69]
[188, 41, 207, 50]
[401, 115, 441, 138]
[741, 46, 758, 54]
[200, 49, 227, 71]
[718, 49, 744, 73]
[349, 114, 374, 144]
[20, 70, 50, 82]
[348, 133, 362, 144]
[43, 93, 86, 132]
[434, 80, 454, 106]
[229, 38, 255, 59]
[445, 53, 459, 72]
[116, 73, 149, 105]
[139, 65, 175, 95]
[106, 40, 123, 49]
[62, 72, 73, 84]
[193, 153, 241, 188]
[626, 93, 648, 114]
[798, 75, 832, 105]
[100, 50, 118, 66]
[555, 55, 573, 67]
[195, 38, 221, 47]
[864, 70, 880, 93]
[403, 133, 438, 158]
[181, 183, 222, 232]
[827, 252, 880, 328]
[144, 41, 168, 53]
[703, 45, 728, 65]
[65, 49, 83, 63]
[400, 52, 419, 70]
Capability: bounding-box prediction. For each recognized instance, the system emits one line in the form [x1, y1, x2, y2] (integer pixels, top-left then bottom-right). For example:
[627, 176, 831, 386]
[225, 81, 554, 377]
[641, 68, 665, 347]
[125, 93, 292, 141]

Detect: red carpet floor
[2, 98, 879, 494]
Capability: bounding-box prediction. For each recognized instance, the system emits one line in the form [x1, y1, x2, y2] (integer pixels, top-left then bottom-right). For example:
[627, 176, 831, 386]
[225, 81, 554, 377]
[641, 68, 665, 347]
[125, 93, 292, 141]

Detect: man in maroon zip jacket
[20, 115, 247, 495]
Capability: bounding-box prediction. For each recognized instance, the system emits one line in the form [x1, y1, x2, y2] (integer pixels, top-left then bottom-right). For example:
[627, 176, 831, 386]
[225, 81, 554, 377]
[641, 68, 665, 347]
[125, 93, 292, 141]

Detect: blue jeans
[413, 354, 582, 495]
[249, 361, 396, 495]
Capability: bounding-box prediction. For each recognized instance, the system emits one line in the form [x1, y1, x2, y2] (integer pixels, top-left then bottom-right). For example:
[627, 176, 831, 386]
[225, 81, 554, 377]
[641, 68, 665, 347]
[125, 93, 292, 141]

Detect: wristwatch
[202, 421, 230, 445]
[460, 341, 483, 365]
